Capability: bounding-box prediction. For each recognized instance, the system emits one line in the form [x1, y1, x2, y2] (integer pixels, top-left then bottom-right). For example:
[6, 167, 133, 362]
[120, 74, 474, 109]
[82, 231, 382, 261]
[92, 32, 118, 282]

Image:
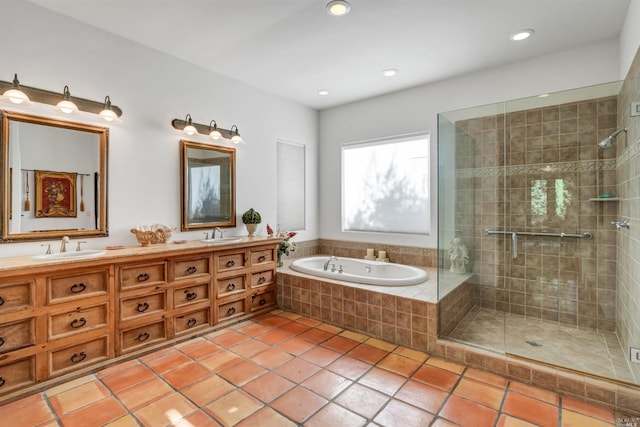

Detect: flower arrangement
[276, 230, 297, 266]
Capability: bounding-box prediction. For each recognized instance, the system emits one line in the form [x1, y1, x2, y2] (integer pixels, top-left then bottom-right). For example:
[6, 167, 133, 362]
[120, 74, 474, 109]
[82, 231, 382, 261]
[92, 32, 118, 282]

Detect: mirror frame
[0, 111, 109, 242]
[180, 139, 236, 231]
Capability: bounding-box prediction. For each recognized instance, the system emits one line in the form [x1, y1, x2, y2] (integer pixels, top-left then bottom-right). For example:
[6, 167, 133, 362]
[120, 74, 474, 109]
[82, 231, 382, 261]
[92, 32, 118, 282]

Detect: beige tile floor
[448, 306, 637, 384]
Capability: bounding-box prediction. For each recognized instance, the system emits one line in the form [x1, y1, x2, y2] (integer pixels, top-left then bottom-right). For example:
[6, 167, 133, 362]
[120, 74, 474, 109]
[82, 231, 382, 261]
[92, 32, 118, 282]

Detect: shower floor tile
[448, 306, 636, 384]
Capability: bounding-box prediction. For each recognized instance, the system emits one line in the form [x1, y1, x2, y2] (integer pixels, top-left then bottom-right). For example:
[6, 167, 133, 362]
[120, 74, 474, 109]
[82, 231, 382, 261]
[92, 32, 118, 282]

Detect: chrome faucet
[60, 236, 70, 253]
[323, 256, 338, 271]
[213, 227, 224, 239]
[612, 219, 630, 229]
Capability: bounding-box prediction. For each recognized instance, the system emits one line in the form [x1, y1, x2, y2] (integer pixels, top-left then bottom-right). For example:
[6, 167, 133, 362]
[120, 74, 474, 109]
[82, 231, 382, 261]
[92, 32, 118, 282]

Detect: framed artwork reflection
[35, 170, 77, 218]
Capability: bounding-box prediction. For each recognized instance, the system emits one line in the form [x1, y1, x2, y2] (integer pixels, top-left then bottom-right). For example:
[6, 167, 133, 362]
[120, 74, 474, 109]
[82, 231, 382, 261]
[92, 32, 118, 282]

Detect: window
[342, 133, 430, 234]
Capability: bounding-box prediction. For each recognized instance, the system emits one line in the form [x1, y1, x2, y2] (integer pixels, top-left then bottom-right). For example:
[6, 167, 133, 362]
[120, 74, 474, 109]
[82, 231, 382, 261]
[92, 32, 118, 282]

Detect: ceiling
[28, 0, 630, 110]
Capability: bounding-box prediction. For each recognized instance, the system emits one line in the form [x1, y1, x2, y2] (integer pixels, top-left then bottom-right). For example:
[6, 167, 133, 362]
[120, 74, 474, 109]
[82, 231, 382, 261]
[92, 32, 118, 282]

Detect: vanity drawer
[0, 280, 34, 314]
[48, 304, 108, 341]
[174, 282, 210, 308]
[250, 288, 276, 311]
[120, 320, 166, 354]
[120, 291, 166, 321]
[119, 261, 167, 290]
[216, 275, 246, 298]
[173, 256, 210, 280]
[216, 252, 246, 273]
[217, 298, 246, 322]
[0, 318, 36, 353]
[49, 335, 109, 377]
[250, 270, 274, 288]
[0, 357, 35, 395]
[48, 270, 108, 304]
[174, 308, 209, 336]
[251, 248, 274, 265]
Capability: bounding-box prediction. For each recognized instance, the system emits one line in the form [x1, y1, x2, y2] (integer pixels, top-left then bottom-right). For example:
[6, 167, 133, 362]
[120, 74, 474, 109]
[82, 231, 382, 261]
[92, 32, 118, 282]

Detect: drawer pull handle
[0, 296, 4, 306]
[227, 306, 236, 316]
[226, 260, 235, 268]
[71, 351, 87, 363]
[71, 317, 87, 328]
[259, 298, 266, 306]
[257, 276, 266, 285]
[70, 283, 86, 293]
[185, 290, 197, 300]
[258, 255, 266, 262]
[0, 377, 5, 387]
[136, 302, 150, 313]
[187, 318, 197, 328]
[137, 332, 150, 342]
[0, 337, 4, 347]
[137, 273, 150, 282]
[226, 283, 236, 291]
[186, 266, 198, 274]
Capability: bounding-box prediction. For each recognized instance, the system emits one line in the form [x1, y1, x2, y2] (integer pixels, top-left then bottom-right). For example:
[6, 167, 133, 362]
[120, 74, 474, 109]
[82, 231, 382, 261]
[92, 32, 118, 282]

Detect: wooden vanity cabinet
[0, 239, 279, 401]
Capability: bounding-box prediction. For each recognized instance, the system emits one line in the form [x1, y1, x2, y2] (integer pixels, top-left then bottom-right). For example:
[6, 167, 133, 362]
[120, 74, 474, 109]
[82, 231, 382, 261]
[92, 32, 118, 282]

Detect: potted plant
[241, 208, 261, 237]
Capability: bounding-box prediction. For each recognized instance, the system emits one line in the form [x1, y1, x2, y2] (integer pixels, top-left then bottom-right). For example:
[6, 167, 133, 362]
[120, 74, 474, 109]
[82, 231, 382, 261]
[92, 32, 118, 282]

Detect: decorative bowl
[131, 224, 175, 246]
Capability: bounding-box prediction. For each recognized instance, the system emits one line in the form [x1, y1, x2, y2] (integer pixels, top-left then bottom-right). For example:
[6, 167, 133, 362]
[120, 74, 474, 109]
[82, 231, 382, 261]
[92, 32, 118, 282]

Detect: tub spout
[323, 256, 338, 271]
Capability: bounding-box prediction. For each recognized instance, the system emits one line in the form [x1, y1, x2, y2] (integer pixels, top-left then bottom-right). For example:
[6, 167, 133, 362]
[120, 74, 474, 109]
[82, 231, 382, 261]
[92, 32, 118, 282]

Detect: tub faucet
[323, 256, 338, 271]
[60, 236, 70, 253]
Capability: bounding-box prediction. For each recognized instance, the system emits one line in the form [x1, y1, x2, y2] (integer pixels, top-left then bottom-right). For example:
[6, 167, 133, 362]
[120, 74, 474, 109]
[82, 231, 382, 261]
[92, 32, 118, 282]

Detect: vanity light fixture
[326, 0, 351, 16]
[0, 73, 123, 120]
[209, 120, 222, 140]
[182, 114, 198, 135]
[510, 29, 534, 41]
[1, 74, 31, 105]
[55, 86, 79, 114]
[99, 95, 120, 122]
[230, 125, 244, 144]
[171, 116, 246, 144]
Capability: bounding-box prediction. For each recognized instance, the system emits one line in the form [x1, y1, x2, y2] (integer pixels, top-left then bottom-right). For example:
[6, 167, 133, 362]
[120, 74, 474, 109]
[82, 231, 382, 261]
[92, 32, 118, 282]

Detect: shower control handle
[611, 220, 630, 229]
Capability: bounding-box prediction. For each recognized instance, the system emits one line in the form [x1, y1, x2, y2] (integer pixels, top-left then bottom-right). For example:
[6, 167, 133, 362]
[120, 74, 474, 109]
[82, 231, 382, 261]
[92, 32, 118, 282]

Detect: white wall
[319, 40, 621, 248]
[0, 0, 319, 257]
[620, 0, 640, 78]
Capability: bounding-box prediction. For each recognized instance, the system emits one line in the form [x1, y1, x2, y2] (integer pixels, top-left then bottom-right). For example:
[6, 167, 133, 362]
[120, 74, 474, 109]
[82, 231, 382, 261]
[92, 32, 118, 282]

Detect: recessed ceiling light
[318, 89, 329, 96]
[382, 69, 398, 77]
[538, 93, 550, 98]
[326, 0, 351, 17]
[510, 29, 534, 41]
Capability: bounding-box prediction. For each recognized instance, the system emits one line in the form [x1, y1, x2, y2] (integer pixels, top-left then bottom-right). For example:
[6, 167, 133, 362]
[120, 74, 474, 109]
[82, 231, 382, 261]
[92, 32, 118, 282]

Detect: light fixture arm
[0, 78, 123, 117]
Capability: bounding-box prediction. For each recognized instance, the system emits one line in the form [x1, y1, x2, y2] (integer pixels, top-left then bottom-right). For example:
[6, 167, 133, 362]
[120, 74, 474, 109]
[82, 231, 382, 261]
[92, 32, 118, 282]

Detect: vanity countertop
[0, 236, 282, 272]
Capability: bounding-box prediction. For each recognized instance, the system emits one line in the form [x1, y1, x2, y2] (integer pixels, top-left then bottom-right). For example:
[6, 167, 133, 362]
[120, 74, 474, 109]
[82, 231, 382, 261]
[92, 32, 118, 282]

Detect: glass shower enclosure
[437, 80, 639, 386]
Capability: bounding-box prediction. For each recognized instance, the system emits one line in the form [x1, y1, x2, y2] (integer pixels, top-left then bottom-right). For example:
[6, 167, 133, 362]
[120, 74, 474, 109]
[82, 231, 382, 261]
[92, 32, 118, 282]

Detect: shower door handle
[511, 232, 518, 260]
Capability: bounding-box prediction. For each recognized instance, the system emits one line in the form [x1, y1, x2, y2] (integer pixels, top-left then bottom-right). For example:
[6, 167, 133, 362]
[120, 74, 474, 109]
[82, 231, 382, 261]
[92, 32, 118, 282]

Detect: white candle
[378, 250, 386, 259]
[366, 248, 374, 257]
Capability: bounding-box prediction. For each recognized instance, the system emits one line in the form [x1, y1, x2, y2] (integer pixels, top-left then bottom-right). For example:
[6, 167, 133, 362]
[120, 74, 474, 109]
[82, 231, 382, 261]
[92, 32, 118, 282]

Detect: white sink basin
[32, 250, 106, 261]
[200, 237, 242, 244]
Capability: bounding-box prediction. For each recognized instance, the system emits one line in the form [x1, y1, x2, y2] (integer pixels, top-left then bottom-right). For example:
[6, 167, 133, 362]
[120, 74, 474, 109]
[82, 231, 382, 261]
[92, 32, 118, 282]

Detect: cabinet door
[173, 282, 210, 308]
[119, 261, 167, 290]
[120, 292, 166, 321]
[174, 308, 210, 336]
[47, 270, 108, 304]
[0, 318, 35, 353]
[250, 288, 276, 311]
[119, 320, 166, 354]
[0, 357, 35, 395]
[49, 335, 109, 377]
[48, 304, 108, 341]
[0, 281, 34, 314]
[173, 256, 210, 281]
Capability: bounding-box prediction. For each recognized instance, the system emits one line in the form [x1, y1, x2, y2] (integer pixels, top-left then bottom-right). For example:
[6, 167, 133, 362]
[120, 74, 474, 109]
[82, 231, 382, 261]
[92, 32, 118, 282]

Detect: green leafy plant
[242, 208, 262, 224]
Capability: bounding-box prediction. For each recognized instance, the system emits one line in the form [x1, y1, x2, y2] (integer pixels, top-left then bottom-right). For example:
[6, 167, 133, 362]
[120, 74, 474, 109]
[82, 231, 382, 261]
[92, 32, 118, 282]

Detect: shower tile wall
[455, 96, 619, 331]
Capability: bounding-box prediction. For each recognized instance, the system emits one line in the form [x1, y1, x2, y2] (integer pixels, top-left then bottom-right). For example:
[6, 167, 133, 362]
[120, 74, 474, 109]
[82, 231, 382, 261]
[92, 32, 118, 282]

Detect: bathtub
[289, 256, 428, 286]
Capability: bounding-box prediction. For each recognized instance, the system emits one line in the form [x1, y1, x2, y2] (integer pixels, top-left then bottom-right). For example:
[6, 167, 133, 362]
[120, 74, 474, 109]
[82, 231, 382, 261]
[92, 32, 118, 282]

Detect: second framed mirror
[180, 140, 236, 231]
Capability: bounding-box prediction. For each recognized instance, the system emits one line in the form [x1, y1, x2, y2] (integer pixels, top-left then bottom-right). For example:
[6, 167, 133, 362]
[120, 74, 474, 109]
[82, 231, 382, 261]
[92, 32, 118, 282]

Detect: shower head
[598, 128, 627, 148]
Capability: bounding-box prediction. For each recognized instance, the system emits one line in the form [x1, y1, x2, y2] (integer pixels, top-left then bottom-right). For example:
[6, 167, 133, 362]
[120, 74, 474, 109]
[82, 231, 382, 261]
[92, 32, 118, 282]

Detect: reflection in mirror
[1, 111, 108, 242]
[180, 140, 235, 231]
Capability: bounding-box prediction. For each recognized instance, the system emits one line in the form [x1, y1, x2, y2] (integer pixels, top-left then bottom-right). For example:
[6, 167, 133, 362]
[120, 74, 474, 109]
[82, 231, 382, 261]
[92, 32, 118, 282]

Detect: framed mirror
[180, 140, 235, 231]
[1, 111, 108, 242]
